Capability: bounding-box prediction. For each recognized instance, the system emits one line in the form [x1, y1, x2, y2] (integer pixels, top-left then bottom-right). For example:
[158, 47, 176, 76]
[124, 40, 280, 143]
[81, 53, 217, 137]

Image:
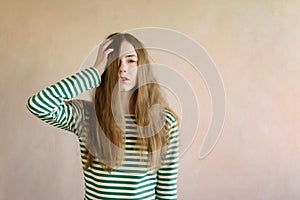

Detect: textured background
[1, 0, 300, 199]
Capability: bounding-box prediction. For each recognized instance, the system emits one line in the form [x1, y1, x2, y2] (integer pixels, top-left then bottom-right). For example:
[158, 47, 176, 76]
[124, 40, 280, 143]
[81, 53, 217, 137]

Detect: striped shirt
[27, 67, 179, 200]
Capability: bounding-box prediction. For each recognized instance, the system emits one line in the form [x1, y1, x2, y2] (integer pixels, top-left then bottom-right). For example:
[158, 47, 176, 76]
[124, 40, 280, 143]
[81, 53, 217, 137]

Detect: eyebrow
[125, 54, 137, 58]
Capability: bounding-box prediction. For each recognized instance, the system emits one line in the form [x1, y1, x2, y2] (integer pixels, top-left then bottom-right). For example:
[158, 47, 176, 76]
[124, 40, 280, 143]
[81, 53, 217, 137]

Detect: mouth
[120, 77, 129, 82]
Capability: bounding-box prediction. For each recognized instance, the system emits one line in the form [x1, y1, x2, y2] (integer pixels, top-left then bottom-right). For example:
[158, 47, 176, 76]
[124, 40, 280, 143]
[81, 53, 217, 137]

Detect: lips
[120, 77, 129, 82]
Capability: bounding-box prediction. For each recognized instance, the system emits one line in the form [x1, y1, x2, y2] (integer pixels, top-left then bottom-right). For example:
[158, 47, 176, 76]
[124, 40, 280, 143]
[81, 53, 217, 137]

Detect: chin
[120, 87, 135, 92]
[120, 87, 130, 92]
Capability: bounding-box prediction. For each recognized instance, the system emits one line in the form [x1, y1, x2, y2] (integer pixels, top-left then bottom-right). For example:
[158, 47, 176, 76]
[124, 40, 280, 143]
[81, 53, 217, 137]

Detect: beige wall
[1, 0, 300, 199]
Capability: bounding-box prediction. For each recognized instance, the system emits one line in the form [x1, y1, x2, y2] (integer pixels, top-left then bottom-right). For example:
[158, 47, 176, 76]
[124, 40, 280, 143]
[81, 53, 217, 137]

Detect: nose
[119, 60, 128, 75]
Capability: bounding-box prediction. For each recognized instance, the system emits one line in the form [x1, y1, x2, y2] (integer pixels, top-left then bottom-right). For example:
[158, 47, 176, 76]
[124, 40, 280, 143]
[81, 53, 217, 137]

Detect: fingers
[98, 39, 114, 58]
[101, 38, 113, 51]
[104, 48, 114, 55]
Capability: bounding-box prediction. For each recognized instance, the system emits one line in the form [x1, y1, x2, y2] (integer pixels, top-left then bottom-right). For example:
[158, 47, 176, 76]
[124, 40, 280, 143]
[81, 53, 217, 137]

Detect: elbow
[26, 95, 44, 116]
[26, 96, 36, 115]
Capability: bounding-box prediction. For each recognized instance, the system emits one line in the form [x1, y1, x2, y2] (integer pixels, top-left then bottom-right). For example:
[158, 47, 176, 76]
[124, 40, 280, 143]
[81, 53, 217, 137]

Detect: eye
[128, 60, 137, 63]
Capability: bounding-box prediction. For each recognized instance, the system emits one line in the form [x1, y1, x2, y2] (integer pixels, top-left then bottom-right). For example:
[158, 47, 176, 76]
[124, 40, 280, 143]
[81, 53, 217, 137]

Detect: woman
[27, 33, 179, 200]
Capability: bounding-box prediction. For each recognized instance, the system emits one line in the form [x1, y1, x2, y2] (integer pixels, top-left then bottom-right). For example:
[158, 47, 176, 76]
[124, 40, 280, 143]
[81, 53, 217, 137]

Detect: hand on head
[94, 38, 114, 75]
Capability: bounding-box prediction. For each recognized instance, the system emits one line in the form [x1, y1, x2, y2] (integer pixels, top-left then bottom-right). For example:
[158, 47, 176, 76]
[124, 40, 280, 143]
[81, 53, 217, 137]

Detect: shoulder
[66, 99, 93, 108]
[164, 109, 178, 126]
[66, 100, 94, 117]
[163, 109, 180, 149]
[164, 109, 179, 136]
[68, 100, 95, 137]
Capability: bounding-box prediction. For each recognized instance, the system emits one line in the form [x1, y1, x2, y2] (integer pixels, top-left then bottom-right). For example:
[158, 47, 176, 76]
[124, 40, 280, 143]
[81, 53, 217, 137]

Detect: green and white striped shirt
[27, 67, 179, 200]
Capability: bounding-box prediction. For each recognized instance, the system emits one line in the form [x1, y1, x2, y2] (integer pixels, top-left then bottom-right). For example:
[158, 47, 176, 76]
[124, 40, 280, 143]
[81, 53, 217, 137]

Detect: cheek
[130, 67, 138, 80]
[135, 69, 139, 83]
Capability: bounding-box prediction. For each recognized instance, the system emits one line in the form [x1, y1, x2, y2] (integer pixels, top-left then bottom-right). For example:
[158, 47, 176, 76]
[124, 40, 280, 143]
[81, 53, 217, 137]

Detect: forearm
[26, 67, 101, 133]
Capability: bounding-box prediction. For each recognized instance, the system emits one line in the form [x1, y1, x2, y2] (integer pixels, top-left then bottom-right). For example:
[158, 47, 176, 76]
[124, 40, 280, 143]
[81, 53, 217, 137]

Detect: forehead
[119, 40, 137, 57]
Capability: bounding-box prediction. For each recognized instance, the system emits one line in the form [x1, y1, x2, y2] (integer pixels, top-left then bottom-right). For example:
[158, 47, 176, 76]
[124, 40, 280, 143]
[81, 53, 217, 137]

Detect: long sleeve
[155, 112, 180, 200]
[26, 67, 101, 136]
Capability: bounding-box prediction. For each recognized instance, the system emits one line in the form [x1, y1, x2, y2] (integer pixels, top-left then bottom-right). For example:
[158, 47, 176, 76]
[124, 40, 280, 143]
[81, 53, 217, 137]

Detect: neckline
[124, 113, 136, 118]
[124, 113, 135, 116]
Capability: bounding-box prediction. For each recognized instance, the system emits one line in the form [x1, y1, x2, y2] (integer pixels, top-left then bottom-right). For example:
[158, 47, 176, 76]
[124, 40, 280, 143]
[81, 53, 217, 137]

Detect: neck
[120, 91, 134, 114]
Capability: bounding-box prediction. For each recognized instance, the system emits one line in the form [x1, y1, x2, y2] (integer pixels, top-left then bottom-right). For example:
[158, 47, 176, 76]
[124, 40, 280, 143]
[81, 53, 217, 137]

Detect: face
[118, 40, 138, 92]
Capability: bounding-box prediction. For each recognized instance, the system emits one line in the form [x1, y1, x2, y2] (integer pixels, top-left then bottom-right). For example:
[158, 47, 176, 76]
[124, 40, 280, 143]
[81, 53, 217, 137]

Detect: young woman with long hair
[27, 32, 179, 200]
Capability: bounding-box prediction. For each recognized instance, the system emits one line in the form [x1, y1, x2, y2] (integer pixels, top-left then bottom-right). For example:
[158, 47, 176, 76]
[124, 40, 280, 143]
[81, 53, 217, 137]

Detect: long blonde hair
[84, 33, 176, 172]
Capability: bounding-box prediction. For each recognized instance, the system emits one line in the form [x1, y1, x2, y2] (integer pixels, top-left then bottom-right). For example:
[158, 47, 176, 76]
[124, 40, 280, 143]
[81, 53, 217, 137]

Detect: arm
[27, 38, 114, 135]
[26, 67, 101, 135]
[155, 113, 180, 200]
